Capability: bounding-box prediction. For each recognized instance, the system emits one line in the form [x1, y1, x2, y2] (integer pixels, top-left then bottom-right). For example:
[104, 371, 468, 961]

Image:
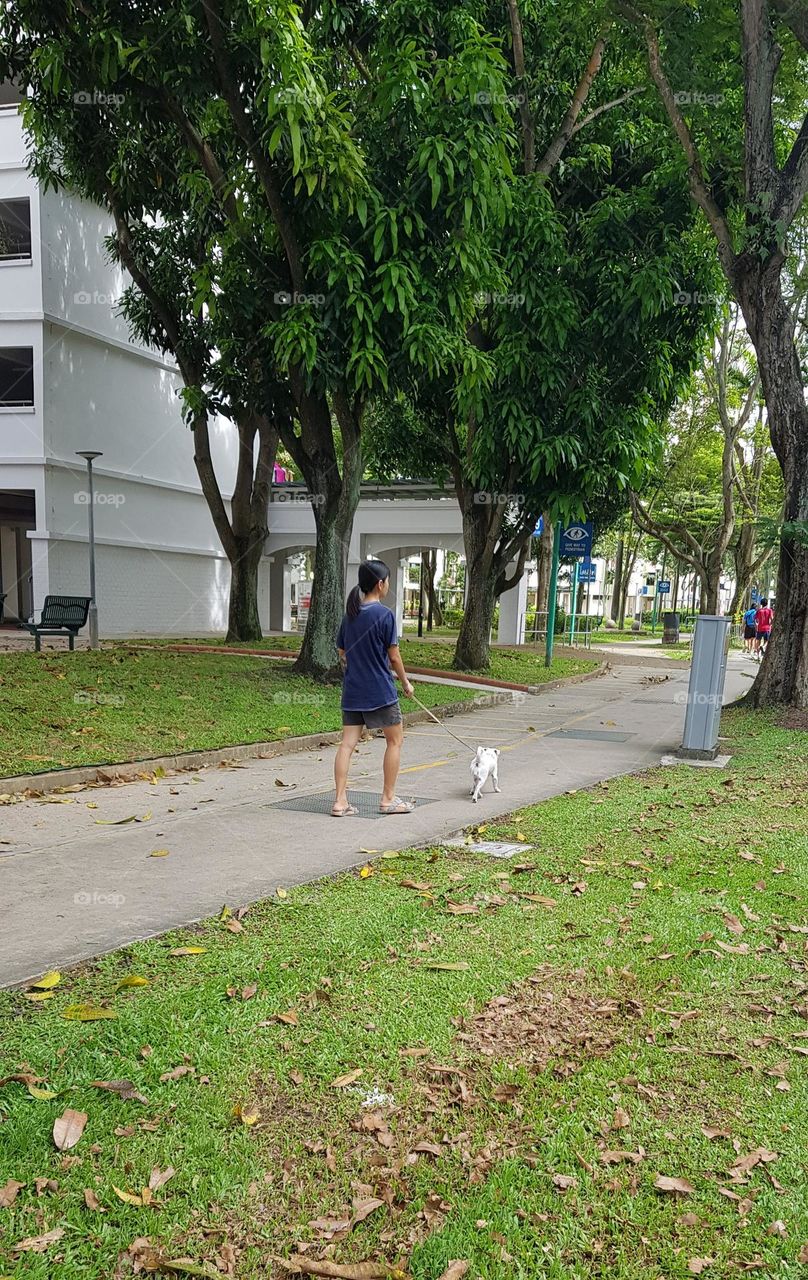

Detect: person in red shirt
[754, 598, 774, 658]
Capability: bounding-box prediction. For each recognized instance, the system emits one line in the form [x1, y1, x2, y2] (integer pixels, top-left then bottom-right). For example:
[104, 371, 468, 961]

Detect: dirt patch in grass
[459, 965, 642, 1077]
[778, 707, 808, 731]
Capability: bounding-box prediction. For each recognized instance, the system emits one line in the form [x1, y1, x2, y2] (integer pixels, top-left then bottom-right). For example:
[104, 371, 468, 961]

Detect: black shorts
[342, 701, 402, 729]
[744, 625, 757, 640]
[757, 630, 771, 644]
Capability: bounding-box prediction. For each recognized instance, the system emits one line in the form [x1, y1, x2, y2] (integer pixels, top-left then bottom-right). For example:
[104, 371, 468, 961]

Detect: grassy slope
[1, 709, 806, 1278]
[123, 635, 598, 687]
[0, 650, 476, 779]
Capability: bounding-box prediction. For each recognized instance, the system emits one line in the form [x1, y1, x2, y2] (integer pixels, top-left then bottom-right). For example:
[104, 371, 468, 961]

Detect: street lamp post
[77, 451, 103, 649]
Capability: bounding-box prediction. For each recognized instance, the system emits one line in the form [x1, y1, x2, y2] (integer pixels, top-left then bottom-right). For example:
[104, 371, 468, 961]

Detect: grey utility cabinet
[679, 615, 732, 760]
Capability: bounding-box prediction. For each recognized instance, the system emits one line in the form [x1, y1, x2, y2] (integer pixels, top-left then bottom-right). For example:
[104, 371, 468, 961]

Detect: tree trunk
[702, 549, 722, 615]
[225, 412, 276, 642]
[453, 499, 499, 671]
[422, 548, 444, 628]
[536, 514, 554, 615]
[280, 384, 364, 682]
[611, 535, 624, 622]
[453, 570, 498, 671]
[293, 495, 354, 681]
[736, 258, 808, 708]
[226, 537, 264, 640]
[618, 532, 640, 629]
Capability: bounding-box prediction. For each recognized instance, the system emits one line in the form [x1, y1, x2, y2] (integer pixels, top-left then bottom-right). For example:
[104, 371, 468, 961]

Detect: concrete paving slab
[0, 656, 749, 987]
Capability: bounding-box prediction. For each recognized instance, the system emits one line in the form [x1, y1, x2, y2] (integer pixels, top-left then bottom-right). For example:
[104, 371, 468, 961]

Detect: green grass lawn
[129, 634, 598, 687]
[0, 650, 477, 780]
[1, 709, 806, 1278]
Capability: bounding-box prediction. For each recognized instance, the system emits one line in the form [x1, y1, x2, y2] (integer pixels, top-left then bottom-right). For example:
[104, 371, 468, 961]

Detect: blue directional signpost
[561, 522, 594, 648]
[560, 521, 593, 558]
[578, 559, 597, 583]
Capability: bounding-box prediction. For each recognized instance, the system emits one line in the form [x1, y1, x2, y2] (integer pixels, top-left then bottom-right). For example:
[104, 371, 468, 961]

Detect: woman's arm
[387, 644, 414, 698]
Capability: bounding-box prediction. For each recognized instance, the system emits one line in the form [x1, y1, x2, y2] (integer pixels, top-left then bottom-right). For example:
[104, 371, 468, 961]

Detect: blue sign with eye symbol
[561, 521, 593, 558]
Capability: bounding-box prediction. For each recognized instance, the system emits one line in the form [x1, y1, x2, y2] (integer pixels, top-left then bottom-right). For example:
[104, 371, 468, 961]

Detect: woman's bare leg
[333, 725, 363, 813]
[380, 723, 405, 807]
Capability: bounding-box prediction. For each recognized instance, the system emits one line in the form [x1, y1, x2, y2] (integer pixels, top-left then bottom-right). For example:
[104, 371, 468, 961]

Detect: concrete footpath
[0, 656, 752, 987]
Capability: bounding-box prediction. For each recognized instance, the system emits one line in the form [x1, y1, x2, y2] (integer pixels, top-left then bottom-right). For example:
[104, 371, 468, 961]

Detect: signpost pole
[544, 521, 561, 668]
[569, 558, 580, 647]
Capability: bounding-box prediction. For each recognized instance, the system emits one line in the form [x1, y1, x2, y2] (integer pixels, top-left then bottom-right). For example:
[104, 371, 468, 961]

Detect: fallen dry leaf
[552, 1173, 578, 1191]
[0, 1178, 24, 1207]
[53, 1108, 87, 1151]
[331, 1068, 363, 1088]
[60, 1004, 117, 1022]
[233, 1102, 260, 1126]
[350, 1197, 385, 1228]
[12, 1227, 65, 1254]
[83, 1187, 103, 1211]
[91, 1079, 148, 1104]
[273, 1258, 406, 1278]
[148, 1165, 176, 1192]
[437, 1265, 470, 1280]
[112, 1185, 144, 1206]
[168, 946, 206, 956]
[688, 1259, 714, 1275]
[424, 962, 470, 972]
[654, 1174, 695, 1195]
[160, 1064, 196, 1083]
[611, 1107, 631, 1130]
[29, 970, 61, 990]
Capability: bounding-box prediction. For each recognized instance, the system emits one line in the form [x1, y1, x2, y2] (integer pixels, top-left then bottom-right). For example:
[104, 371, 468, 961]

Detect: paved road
[0, 656, 752, 987]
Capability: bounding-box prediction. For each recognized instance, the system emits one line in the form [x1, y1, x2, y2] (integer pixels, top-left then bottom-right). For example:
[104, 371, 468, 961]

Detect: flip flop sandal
[379, 797, 415, 815]
[331, 804, 359, 817]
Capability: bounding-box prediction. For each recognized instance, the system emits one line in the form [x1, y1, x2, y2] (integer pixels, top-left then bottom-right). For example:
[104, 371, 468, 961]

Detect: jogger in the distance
[332, 559, 415, 817]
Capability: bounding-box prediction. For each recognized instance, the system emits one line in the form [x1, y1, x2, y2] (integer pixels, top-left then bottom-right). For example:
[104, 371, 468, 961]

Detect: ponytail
[345, 558, 390, 620]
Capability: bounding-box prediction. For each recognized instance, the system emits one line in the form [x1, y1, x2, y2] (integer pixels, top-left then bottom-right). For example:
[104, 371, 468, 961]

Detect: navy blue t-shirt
[336, 602, 398, 711]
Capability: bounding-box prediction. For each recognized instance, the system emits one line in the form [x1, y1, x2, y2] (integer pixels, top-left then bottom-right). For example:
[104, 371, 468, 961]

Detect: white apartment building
[0, 84, 254, 636]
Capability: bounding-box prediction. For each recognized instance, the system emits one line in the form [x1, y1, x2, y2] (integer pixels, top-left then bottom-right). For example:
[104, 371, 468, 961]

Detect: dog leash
[408, 691, 478, 754]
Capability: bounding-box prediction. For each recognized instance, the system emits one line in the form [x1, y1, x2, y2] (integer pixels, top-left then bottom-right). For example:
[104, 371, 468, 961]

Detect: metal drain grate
[547, 728, 635, 743]
[267, 789, 436, 819]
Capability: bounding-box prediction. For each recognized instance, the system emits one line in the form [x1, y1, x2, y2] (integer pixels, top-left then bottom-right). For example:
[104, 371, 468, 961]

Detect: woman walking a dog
[332, 559, 415, 816]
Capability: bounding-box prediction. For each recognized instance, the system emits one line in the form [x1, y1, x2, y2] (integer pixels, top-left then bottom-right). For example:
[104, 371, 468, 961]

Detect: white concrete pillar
[497, 565, 528, 645]
[268, 556, 292, 632]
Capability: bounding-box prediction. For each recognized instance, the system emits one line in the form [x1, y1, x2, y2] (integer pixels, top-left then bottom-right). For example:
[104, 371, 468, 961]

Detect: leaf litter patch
[205, 968, 638, 1278]
[458, 964, 642, 1076]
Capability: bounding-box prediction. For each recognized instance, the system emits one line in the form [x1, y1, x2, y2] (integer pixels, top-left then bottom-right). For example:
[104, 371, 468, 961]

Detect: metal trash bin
[678, 615, 732, 760]
[662, 611, 679, 644]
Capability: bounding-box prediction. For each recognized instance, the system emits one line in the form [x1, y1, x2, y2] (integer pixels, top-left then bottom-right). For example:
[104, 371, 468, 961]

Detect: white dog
[470, 746, 501, 803]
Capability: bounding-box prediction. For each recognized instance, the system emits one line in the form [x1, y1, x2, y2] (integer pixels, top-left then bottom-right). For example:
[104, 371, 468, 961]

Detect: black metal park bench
[22, 595, 91, 651]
